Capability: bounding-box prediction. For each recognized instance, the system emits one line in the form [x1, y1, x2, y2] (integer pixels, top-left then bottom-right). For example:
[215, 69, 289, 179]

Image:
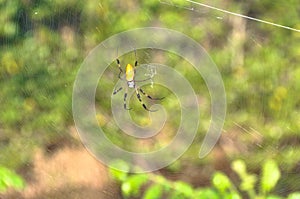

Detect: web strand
[161, 0, 300, 33]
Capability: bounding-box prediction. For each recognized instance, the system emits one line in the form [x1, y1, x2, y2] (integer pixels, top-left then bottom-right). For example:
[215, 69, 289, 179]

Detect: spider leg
[139, 88, 165, 100]
[134, 48, 138, 67]
[133, 50, 138, 76]
[116, 59, 123, 79]
[135, 88, 157, 112]
[113, 87, 123, 95]
[123, 89, 132, 110]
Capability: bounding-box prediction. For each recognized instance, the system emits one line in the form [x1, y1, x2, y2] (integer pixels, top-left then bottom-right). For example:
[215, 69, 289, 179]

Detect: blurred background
[0, 0, 300, 198]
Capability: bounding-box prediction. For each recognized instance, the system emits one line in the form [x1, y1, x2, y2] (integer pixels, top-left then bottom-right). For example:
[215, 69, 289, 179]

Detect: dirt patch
[2, 145, 121, 199]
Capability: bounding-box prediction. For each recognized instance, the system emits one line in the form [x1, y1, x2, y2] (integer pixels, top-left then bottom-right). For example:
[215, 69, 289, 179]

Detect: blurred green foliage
[110, 159, 300, 199]
[0, 0, 299, 196]
[0, 166, 25, 193]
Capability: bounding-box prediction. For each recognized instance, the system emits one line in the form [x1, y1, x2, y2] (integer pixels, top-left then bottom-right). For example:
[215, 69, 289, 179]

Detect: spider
[112, 51, 164, 112]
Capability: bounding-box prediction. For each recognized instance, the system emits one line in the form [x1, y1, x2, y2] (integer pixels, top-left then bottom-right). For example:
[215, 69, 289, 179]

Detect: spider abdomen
[125, 64, 135, 81]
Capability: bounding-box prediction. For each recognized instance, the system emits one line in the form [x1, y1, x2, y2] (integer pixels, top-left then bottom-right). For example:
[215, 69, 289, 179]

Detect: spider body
[113, 52, 163, 112]
[125, 63, 135, 88]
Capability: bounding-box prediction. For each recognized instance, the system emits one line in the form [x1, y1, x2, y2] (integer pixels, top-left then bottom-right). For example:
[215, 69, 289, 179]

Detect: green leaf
[173, 181, 194, 196]
[240, 174, 257, 191]
[194, 188, 220, 199]
[231, 160, 257, 192]
[121, 181, 131, 197]
[126, 174, 149, 197]
[231, 159, 247, 178]
[229, 193, 242, 199]
[109, 169, 128, 182]
[109, 160, 130, 182]
[212, 172, 233, 193]
[0, 180, 6, 192]
[0, 166, 25, 193]
[287, 192, 300, 199]
[261, 159, 281, 194]
[120, 174, 149, 197]
[143, 184, 163, 199]
[222, 193, 242, 199]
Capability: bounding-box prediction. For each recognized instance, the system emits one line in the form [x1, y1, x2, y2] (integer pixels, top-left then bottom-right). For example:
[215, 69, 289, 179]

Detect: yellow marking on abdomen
[125, 64, 134, 81]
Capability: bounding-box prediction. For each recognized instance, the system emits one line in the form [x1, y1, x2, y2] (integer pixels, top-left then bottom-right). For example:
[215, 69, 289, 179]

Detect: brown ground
[1, 144, 121, 199]
[0, 127, 244, 199]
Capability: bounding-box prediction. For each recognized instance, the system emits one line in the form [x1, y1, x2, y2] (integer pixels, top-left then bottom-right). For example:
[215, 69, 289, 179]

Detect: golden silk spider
[113, 50, 164, 112]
